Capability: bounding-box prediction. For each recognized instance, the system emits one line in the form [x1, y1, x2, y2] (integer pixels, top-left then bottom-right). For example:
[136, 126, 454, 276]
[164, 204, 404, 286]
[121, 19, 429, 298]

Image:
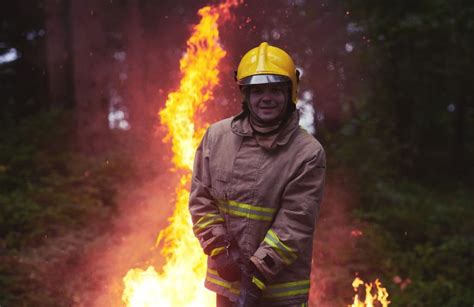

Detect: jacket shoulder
[291, 128, 325, 159]
[207, 117, 233, 139]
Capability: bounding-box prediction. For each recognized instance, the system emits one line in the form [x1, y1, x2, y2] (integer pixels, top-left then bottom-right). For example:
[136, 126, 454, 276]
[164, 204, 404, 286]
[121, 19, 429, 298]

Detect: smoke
[67, 171, 180, 306]
[297, 89, 316, 135]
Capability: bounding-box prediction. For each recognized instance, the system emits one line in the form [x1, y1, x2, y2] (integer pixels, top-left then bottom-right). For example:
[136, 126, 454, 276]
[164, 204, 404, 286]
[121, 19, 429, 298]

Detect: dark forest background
[1, 0, 473, 306]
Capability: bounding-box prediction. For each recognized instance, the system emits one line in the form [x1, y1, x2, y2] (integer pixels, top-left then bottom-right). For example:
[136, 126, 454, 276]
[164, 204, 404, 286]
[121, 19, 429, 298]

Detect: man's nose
[261, 89, 272, 101]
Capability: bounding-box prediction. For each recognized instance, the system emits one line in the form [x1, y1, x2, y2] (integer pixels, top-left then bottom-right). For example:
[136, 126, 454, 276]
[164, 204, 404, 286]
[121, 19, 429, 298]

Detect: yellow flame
[159, 1, 238, 171]
[349, 277, 391, 307]
[122, 1, 240, 306]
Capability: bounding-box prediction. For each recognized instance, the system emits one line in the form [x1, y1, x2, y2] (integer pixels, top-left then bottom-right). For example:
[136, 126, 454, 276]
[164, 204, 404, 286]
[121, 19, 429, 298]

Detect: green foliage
[0, 110, 131, 249]
[344, 0, 474, 178]
[327, 116, 474, 305]
[0, 254, 68, 307]
[353, 181, 474, 306]
[0, 109, 133, 306]
[327, 3, 474, 301]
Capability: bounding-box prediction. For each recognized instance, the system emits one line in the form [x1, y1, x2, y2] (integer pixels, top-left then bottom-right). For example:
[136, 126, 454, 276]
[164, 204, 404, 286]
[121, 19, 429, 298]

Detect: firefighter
[189, 42, 326, 307]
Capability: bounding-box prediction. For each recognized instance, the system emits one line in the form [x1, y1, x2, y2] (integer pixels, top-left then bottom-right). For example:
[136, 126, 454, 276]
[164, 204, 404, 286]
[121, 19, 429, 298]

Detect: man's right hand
[211, 239, 241, 282]
[234, 261, 266, 307]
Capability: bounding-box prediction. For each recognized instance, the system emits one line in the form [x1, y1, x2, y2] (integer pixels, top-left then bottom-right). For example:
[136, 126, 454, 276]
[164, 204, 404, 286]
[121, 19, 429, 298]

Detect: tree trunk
[70, 0, 110, 154]
[43, 0, 73, 109]
[124, 0, 151, 148]
[454, 97, 467, 178]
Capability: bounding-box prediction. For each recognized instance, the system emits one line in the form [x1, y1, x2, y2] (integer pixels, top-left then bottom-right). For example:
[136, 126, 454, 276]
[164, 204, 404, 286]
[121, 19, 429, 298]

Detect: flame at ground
[122, 1, 240, 306]
[349, 277, 390, 307]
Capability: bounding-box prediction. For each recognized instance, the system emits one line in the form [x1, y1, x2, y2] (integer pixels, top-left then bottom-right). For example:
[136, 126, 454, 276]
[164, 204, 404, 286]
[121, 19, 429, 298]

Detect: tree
[345, 0, 474, 178]
[70, 0, 111, 154]
[43, 0, 73, 109]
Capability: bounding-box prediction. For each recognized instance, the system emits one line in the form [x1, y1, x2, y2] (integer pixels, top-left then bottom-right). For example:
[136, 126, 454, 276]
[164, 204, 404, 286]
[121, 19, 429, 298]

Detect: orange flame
[122, 1, 240, 306]
[349, 277, 390, 307]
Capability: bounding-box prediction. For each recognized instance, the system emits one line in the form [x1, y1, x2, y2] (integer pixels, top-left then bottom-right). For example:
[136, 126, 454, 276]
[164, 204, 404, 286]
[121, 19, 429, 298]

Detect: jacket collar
[230, 111, 300, 149]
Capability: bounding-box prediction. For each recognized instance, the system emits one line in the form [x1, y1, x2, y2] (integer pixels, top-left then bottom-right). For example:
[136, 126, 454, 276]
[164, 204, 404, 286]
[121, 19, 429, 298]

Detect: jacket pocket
[210, 168, 231, 200]
[215, 168, 231, 183]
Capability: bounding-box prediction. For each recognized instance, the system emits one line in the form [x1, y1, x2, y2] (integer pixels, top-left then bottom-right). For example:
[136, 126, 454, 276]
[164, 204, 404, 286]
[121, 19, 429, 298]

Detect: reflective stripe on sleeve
[206, 268, 240, 294]
[217, 199, 276, 221]
[206, 268, 310, 300]
[193, 213, 224, 234]
[263, 229, 298, 265]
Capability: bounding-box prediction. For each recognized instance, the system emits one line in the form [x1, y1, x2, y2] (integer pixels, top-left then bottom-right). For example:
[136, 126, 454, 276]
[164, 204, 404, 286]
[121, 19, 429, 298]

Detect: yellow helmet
[236, 42, 299, 103]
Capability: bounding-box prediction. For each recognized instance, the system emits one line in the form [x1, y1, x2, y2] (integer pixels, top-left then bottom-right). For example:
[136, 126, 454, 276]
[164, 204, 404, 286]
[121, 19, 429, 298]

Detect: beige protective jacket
[189, 111, 326, 305]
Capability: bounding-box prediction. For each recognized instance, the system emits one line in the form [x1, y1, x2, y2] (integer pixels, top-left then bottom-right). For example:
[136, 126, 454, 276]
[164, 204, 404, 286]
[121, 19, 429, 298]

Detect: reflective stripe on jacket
[189, 111, 326, 305]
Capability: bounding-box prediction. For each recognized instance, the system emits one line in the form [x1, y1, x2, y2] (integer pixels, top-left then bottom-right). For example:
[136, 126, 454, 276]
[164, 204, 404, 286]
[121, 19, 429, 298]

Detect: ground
[311, 173, 362, 306]
[40, 171, 366, 306]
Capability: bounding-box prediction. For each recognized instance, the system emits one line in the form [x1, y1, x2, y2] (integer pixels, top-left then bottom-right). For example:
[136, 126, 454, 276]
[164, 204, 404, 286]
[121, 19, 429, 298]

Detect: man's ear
[296, 69, 301, 84]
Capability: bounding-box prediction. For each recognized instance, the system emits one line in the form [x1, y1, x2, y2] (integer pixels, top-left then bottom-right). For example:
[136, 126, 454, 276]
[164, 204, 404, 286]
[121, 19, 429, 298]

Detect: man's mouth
[259, 105, 276, 109]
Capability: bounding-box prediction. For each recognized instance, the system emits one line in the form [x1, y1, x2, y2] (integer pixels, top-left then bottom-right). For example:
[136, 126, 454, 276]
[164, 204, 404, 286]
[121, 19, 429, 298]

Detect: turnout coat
[189, 111, 326, 305]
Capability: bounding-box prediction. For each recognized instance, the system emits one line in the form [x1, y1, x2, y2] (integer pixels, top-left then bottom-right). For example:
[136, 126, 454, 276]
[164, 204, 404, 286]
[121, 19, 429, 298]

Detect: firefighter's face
[248, 83, 288, 124]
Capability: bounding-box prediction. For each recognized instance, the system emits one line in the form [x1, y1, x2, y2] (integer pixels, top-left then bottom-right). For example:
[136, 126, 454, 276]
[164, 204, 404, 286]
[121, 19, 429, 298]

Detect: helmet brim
[238, 74, 290, 86]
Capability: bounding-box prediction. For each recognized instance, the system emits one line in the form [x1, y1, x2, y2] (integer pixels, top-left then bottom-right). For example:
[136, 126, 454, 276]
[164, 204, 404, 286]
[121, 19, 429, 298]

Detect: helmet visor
[238, 74, 290, 86]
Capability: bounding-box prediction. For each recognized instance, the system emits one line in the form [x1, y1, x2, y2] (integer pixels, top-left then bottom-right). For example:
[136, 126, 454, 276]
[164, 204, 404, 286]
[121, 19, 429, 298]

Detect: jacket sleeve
[250, 147, 326, 281]
[189, 128, 227, 256]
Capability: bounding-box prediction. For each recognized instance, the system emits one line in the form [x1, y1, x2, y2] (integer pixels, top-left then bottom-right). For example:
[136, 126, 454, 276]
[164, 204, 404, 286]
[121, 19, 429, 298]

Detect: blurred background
[0, 0, 473, 306]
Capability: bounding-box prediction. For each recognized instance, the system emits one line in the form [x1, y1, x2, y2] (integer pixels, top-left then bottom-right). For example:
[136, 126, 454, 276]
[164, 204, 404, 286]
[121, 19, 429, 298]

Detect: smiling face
[248, 83, 289, 124]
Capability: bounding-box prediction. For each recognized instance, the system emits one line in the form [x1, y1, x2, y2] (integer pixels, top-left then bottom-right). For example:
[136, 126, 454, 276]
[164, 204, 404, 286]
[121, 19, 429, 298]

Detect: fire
[122, 1, 240, 306]
[349, 277, 390, 307]
[120, 1, 392, 306]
